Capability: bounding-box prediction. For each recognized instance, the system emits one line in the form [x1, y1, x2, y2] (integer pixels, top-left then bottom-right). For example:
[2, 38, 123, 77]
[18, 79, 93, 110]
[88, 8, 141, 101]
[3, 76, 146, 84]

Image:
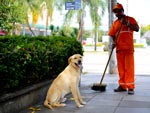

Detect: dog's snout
[78, 60, 81, 64]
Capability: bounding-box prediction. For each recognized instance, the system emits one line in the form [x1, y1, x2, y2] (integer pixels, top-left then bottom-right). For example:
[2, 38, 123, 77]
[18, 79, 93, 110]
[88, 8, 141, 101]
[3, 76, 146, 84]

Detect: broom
[91, 48, 114, 91]
[91, 20, 123, 92]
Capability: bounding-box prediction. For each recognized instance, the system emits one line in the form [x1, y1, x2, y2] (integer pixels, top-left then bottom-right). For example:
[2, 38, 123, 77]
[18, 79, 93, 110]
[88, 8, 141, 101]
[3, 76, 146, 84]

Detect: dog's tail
[44, 100, 53, 110]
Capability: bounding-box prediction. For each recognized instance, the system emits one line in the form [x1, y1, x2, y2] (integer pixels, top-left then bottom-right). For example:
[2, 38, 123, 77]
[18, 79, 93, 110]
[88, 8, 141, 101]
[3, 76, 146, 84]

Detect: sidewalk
[20, 73, 150, 113]
[19, 48, 150, 113]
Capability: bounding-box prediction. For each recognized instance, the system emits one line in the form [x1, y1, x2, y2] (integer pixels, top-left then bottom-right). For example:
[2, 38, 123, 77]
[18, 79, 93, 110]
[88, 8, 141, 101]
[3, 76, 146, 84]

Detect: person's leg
[114, 52, 127, 92]
[125, 53, 135, 94]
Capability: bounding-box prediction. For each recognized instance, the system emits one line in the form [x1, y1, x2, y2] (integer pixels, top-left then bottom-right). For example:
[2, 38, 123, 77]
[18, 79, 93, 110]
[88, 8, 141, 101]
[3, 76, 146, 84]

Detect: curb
[0, 80, 52, 113]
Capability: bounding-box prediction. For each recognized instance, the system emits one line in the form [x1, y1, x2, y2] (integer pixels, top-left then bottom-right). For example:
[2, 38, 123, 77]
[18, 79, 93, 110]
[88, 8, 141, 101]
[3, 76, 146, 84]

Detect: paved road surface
[82, 47, 150, 75]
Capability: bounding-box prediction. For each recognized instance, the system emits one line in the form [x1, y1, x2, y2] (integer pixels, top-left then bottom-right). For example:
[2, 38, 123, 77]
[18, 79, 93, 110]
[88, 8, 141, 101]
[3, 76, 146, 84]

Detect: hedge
[0, 35, 83, 95]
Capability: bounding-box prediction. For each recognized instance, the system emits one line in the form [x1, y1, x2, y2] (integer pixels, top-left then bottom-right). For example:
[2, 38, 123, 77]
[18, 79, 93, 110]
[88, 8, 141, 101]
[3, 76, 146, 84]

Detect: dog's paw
[61, 103, 66, 107]
[60, 98, 67, 103]
[77, 104, 84, 108]
[81, 101, 86, 105]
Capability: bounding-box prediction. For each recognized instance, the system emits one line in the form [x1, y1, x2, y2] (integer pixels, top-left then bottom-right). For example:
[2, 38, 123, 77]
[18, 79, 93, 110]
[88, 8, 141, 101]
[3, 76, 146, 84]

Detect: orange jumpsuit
[108, 16, 138, 89]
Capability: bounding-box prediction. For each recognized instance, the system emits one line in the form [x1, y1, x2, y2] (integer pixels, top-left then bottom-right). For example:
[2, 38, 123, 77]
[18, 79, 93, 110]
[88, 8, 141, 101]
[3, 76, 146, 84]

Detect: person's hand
[121, 17, 139, 31]
[112, 43, 116, 49]
[121, 17, 130, 27]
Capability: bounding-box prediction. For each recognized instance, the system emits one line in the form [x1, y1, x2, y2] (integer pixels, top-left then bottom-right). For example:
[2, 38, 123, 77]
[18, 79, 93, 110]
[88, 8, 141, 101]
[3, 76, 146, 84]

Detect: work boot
[114, 86, 127, 92]
[128, 89, 134, 95]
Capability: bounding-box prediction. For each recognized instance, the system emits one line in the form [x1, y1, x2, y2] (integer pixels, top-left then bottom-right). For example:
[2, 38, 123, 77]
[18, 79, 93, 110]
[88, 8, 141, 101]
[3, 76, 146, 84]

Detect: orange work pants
[116, 51, 135, 89]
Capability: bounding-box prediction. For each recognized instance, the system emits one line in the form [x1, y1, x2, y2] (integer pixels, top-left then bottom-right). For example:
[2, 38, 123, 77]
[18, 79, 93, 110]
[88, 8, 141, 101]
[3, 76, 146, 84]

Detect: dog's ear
[68, 56, 72, 64]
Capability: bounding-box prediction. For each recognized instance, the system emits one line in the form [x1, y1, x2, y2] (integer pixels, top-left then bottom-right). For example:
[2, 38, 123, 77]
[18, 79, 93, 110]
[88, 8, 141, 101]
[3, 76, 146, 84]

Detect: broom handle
[99, 20, 123, 84]
[99, 48, 113, 84]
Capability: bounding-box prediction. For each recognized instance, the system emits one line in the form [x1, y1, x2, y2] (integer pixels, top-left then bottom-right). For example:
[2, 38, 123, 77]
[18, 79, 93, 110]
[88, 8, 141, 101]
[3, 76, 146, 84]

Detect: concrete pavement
[19, 73, 150, 113]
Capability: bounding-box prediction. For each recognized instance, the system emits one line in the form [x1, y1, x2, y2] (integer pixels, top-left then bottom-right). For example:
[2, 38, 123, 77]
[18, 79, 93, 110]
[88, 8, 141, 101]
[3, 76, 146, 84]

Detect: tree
[63, 0, 86, 41]
[88, 0, 106, 50]
[0, 0, 26, 35]
[141, 24, 150, 36]
[43, 0, 66, 36]
[0, 0, 43, 35]
[25, 0, 44, 36]
[63, 0, 107, 50]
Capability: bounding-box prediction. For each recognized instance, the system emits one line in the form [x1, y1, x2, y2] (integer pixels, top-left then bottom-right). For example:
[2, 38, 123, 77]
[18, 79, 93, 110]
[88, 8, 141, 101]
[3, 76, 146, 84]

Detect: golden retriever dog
[44, 54, 86, 110]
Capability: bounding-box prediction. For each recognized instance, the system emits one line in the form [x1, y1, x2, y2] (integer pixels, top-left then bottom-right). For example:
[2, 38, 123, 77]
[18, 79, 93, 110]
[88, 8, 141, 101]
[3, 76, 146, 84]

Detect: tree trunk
[94, 31, 97, 51]
[45, 14, 49, 36]
[108, 0, 118, 74]
[77, 11, 83, 42]
[26, 19, 35, 36]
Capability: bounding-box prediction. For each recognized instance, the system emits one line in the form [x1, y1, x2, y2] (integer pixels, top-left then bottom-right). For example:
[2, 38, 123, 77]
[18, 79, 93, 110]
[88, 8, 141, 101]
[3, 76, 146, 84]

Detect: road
[82, 46, 150, 75]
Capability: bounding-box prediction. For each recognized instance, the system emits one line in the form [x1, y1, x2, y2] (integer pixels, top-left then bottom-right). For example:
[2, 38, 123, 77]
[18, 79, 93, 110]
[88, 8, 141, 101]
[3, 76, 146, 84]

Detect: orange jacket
[108, 16, 138, 51]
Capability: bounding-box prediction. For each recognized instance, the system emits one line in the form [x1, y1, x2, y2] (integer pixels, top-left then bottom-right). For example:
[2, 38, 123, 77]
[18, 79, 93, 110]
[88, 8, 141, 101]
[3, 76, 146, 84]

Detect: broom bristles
[91, 84, 107, 91]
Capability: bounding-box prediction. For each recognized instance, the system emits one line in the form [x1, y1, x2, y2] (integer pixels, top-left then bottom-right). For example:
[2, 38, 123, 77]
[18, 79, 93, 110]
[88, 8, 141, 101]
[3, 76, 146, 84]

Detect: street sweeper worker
[108, 3, 139, 94]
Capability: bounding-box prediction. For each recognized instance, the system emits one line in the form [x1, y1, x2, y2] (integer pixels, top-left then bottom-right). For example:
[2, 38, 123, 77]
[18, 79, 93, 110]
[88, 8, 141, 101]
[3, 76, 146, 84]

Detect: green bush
[0, 35, 83, 95]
